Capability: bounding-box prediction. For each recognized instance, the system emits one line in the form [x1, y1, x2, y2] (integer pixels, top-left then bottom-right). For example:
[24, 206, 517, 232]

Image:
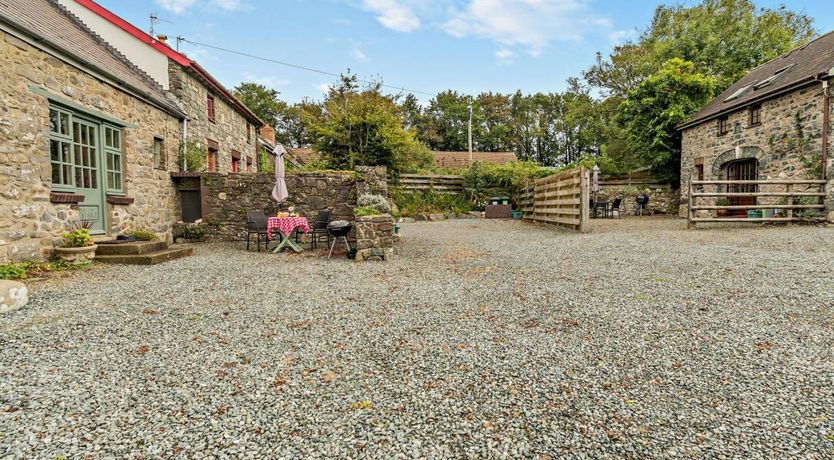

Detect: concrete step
[95, 246, 192, 265]
[95, 240, 169, 255]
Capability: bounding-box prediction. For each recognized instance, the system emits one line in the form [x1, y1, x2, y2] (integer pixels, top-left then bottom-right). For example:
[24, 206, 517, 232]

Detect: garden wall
[597, 182, 679, 215]
[199, 171, 358, 241]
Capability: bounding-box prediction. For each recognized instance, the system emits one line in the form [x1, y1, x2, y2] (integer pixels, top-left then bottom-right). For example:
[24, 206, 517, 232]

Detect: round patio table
[267, 216, 310, 253]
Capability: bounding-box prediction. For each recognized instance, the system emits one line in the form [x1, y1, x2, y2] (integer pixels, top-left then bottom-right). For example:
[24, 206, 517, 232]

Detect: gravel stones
[1, 217, 832, 458]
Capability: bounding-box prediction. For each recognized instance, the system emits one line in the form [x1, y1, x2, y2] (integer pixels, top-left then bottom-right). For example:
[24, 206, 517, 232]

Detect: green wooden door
[71, 119, 106, 234]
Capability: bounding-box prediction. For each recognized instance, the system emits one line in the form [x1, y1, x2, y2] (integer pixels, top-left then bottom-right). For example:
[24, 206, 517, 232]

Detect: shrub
[178, 139, 207, 172]
[354, 206, 381, 217]
[0, 260, 91, 280]
[62, 229, 93, 248]
[356, 194, 391, 215]
[392, 189, 473, 217]
[0, 264, 27, 280]
[181, 224, 207, 240]
[125, 229, 158, 241]
[461, 161, 553, 206]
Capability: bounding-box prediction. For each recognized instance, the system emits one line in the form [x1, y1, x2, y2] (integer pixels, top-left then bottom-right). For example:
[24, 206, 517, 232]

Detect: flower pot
[511, 211, 523, 220]
[54, 244, 97, 265]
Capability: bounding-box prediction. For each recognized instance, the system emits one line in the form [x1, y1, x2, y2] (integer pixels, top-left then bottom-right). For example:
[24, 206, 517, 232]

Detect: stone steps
[95, 246, 193, 265]
[95, 241, 168, 255]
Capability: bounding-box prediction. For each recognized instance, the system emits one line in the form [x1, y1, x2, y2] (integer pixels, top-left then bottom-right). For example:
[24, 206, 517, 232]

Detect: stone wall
[355, 214, 394, 262]
[680, 83, 834, 218]
[199, 171, 357, 241]
[0, 30, 181, 263]
[168, 62, 259, 173]
[597, 183, 679, 215]
[355, 166, 389, 198]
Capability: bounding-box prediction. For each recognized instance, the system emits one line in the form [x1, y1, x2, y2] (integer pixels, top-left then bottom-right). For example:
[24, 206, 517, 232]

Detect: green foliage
[356, 194, 391, 214]
[310, 74, 433, 174]
[0, 259, 92, 280]
[233, 82, 286, 128]
[354, 206, 382, 217]
[178, 139, 207, 172]
[125, 229, 158, 241]
[62, 229, 93, 248]
[181, 224, 207, 241]
[461, 161, 553, 205]
[618, 58, 717, 185]
[769, 112, 822, 179]
[392, 189, 473, 217]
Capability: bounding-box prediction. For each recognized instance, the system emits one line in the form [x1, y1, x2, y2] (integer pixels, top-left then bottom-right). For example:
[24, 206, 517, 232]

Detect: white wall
[58, 0, 170, 89]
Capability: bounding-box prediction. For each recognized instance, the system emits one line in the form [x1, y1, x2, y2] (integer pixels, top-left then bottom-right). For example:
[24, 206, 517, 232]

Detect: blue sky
[95, 0, 834, 104]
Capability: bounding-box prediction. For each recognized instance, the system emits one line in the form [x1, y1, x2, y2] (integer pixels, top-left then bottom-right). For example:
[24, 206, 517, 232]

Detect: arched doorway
[724, 158, 758, 216]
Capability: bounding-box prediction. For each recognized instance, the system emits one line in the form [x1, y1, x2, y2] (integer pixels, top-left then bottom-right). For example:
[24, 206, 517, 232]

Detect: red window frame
[207, 95, 215, 122]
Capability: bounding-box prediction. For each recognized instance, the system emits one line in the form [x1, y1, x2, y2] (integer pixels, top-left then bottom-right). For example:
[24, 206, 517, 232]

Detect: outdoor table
[267, 216, 310, 253]
[593, 200, 610, 218]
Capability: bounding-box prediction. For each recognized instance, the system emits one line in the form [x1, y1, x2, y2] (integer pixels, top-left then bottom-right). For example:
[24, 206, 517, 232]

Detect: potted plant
[715, 197, 731, 217]
[54, 228, 97, 265]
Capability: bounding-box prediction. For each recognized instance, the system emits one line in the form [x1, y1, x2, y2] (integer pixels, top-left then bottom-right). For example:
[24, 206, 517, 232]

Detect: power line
[178, 38, 436, 97]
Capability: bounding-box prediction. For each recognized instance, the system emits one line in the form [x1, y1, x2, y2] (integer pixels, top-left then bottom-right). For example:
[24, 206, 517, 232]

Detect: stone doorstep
[95, 240, 169, 256]
[94, 246, 192, 265]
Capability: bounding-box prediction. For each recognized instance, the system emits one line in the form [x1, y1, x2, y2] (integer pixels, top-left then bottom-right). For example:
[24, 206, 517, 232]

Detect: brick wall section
[680, 84, 834, 218]
[355, 214, 394, 262]
[168, 62, 258, 173]
[0, 30, 181, 262]
[199, 171, 357, 241]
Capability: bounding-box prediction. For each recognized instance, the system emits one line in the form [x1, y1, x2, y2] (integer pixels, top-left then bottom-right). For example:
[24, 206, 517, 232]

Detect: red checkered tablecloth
[267, 216, 310, 238]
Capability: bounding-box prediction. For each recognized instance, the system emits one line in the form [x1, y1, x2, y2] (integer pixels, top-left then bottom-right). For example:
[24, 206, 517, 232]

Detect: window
[247, 124, 251, 143]
[207, 95, 215, 122]
[207, 148, 217, 172]
[231, 150, 241, 173]
[48, 107, 123, 193]
[153, 137, 165, 169]
[717, 116, 729, 136]
[103, 125, 123, 193]
[749, 105, 761, 126]
[695, 164, 704, 181]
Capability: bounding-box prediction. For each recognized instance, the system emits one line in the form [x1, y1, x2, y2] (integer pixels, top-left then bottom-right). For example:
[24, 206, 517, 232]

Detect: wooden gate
[516, 167, 590, 232]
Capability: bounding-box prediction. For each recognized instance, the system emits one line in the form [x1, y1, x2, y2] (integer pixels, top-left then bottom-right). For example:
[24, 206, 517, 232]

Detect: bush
[0, 264, 27, 280]
[356, 194, 391, 215]
[461, 161, 553, 206]
[0, 260, 91, 280]
[178, 139, 207, 172]
[125, 229, 158, 241]
[181, 224, 207, 241]
[392, 189, 473, 217]
[62, 229, 93, 248]
[354, 206, 381, 217]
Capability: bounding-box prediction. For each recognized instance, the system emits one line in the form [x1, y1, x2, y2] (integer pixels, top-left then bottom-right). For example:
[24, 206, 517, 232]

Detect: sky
[94, 0, 834, 104]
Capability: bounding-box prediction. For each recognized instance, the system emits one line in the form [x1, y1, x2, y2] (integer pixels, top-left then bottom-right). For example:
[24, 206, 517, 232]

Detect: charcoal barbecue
[636, 194, 650, 216]
[326, 220, 352, 259]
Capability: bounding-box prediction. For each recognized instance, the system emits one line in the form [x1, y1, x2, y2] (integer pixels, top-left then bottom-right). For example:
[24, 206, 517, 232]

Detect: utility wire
[179, 38, 436, 97]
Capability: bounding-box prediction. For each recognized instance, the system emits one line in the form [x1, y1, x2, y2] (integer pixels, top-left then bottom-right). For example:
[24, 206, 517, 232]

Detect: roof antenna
[176, 36, 185, 52]
[150, 14, 159, 36]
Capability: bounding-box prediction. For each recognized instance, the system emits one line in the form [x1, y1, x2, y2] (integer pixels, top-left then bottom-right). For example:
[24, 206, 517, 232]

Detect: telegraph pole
[468, 100, 473, 165]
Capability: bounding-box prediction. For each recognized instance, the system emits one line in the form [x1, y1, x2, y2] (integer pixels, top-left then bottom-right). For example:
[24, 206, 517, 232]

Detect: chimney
[259, 125, 276, 145]
[156, 35, 168, 46]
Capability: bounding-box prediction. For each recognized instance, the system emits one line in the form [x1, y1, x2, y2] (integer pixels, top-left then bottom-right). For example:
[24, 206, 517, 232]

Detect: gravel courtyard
[2, 218, 833, 459]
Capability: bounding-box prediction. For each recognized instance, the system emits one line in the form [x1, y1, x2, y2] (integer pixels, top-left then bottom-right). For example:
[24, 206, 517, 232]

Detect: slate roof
[0, 0, 185, 117]
[680, 30, 834, 130]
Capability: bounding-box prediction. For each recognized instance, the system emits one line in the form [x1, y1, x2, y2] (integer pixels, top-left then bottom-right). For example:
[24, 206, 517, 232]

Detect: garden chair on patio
[609, 198, 623, 219]
[297, 208, 331, 249]
[246, 210, 274, 252]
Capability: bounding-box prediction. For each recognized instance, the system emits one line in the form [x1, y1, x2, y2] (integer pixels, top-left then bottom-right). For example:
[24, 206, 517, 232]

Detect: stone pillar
[355, 166, 388, 199]
[355, 214, 394, 262]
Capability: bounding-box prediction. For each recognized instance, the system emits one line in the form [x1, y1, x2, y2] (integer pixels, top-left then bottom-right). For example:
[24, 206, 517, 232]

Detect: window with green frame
[48, 107, 124, 194]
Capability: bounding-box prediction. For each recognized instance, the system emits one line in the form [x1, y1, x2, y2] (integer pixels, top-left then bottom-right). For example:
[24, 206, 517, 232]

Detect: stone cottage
[58, 0, 264, 176]
[0, 0, 187, 262]
[677, 31, 834, 220]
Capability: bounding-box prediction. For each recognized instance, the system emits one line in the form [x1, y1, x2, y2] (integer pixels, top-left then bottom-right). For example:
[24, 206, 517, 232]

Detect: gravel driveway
[2, 218, 833, 459]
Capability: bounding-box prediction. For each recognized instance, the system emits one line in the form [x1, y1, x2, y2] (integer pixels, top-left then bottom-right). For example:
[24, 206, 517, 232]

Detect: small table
[593, 200, 610, 218]
[267, 216, 310, 253]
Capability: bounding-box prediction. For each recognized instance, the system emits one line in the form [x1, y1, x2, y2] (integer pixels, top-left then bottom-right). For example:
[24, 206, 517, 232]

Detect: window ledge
[50, 192, 85, 204]
[106, 195, 134, 205]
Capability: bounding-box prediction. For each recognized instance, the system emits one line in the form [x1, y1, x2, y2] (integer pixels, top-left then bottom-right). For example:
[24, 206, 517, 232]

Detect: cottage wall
[0, 30, 181, 262]
[680, 84, 834, 217]
[168, 62, 258, 173]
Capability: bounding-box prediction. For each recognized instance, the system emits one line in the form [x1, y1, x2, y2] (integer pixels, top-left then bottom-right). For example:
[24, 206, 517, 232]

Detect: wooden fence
[687, 178, 827, 228]
[397, 174, 464, 194]
[516, 167, 590, 232]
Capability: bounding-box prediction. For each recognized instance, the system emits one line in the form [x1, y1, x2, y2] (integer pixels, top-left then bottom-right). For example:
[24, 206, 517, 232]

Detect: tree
[310, 79, 432, 173]
[233, 83, 287, 128]
[618, 58, 717, 184]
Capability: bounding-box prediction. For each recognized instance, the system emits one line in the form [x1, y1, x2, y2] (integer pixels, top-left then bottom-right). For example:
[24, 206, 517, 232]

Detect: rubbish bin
[490, 196, 510, 206]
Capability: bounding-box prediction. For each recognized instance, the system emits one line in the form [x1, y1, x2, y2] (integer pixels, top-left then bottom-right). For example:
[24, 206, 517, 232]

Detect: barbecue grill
[326, 220, 352, 259]
[636, 194, 650, 216]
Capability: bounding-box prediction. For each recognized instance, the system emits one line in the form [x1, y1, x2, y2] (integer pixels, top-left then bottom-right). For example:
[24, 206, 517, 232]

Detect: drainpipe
[181, 117, 189, 172]
[822, 80, 830, 180]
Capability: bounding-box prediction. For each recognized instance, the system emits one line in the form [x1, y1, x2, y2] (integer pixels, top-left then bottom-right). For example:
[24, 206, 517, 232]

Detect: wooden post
[580, 168, 590, 233]
[786, 183, 793, 224]
[687, 174, 695, 229]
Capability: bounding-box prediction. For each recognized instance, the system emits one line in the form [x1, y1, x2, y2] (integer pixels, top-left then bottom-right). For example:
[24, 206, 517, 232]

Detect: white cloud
[443, 0, 607, 57]
[495, 48, 515, 62]
[360, 0, 421, 32]
[351, 44, 369, 62]
[315, 83, 331, 94]
[154, 0, 246, 14]
[241, 72, 290, 89]
[609, 28, 638, 45]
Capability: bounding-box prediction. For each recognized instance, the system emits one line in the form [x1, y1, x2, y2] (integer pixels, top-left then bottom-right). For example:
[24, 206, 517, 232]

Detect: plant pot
[746, 210, 763, 219]
[54, 244, 97, 265]
[511, 211, 523, 220]
[716, 209, 729, 218]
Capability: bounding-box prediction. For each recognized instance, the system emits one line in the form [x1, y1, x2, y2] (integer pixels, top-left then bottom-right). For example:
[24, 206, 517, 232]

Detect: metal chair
[246, 210, 271, 252]
[297, 209, 332, 249]
[609, 198, 623, 219]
